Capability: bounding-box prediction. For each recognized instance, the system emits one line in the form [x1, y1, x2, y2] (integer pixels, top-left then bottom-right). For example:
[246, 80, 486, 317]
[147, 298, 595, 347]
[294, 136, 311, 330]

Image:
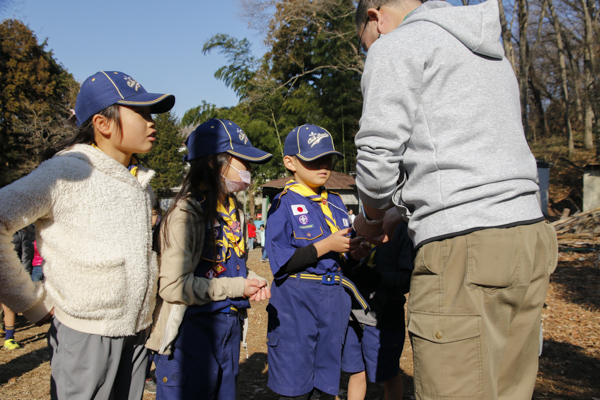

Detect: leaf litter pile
[0, 249, 598, 399]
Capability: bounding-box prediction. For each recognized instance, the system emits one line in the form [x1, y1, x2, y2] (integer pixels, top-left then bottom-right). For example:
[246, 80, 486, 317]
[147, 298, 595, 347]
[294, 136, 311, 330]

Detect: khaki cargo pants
[407, 221, 558, 400]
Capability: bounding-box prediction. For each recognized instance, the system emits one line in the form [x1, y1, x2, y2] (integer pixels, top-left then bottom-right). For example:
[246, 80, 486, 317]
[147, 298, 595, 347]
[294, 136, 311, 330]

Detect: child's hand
[243, 278, 264, 298]
[249, 285, 271, 302]
[314, 228, 352, 257]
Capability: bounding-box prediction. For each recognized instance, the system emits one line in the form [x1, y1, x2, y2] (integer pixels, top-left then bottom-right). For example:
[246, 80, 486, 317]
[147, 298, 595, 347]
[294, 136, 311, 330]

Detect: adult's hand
[381, 208, 404, 241]
[350, 241, 371, 261]
[353, 213, 385, 244]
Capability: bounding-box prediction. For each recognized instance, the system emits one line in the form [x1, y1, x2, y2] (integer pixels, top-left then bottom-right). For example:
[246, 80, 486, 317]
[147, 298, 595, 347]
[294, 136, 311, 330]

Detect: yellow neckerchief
[285, 179, 340, 234]
[215, 196, 246, 260]
[91, 143, 138, 177]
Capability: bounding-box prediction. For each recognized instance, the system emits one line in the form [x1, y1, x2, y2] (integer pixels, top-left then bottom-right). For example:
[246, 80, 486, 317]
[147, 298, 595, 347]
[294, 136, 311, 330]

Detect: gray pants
[48, 318, 149, 400]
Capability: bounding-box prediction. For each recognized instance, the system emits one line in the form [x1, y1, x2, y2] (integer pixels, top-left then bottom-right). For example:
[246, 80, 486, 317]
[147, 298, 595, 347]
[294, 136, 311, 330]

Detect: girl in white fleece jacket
[0, 71, 175, 400]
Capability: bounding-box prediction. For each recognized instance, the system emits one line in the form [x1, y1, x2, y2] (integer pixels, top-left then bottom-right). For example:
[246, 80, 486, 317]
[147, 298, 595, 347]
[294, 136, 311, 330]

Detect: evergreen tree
[144, 111, 187, 197]
[0, 19, 78, 187]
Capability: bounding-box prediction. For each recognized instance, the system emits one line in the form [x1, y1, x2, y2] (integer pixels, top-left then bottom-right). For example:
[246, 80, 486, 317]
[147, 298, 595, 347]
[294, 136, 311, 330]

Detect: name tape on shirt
[291, 204, 308, 215]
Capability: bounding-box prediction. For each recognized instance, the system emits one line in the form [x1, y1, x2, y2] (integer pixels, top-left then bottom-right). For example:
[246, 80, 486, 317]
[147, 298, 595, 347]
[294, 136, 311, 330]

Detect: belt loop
[295, 273, 301, 287]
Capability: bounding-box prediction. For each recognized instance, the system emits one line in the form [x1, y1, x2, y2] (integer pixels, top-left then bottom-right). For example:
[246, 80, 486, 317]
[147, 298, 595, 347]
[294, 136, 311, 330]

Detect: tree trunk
[518, 0, 530, 138]
[548, 0, 574, 157]
[498, 0, 516, 72]
[568, 52, 585, 124]
[248, 189, 256, 218]
[528, 0, 549, 141]
[581, 0, 596, 150]
[528, 64, 550, 139]
[270, 109, 284, 159]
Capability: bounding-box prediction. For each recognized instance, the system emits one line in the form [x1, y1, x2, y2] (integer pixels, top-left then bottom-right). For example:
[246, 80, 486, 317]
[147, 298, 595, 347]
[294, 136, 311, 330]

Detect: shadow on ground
[0, 346, 50, 385]
[553, 257, 600, 311]
[534, 339, 600, 399]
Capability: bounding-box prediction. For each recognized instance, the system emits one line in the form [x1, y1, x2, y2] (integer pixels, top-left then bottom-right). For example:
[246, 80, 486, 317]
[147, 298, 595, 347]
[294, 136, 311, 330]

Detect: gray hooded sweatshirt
[355, 0, 543, 247]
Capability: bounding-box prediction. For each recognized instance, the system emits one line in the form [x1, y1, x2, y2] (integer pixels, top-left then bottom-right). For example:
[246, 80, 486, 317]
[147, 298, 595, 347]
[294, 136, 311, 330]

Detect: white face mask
[221, 162, 251, 193]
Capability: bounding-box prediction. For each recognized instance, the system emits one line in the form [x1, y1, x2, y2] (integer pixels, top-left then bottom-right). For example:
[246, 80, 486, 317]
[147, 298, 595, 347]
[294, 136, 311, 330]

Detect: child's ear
[283, 156, 297, 172]
[93, 114, 112, 137]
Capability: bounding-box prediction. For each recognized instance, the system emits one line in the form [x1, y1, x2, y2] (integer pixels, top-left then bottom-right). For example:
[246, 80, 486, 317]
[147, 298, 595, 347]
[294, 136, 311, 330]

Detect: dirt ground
[0, 248, 599, 399]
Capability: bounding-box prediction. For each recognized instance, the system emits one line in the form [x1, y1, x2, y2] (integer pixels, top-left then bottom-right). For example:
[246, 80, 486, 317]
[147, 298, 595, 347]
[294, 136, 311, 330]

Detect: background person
[352, 1, 558, 399]
[342, 222, 414, 400]
[260, 224, 268, 262]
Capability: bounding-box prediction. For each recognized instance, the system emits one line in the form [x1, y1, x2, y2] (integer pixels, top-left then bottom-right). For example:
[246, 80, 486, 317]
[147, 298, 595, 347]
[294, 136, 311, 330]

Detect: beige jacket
[146, 196, 266, 354]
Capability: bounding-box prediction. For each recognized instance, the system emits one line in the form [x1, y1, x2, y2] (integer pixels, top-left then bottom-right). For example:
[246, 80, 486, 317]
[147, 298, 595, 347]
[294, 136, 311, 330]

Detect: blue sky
[3, 0, 268, 119]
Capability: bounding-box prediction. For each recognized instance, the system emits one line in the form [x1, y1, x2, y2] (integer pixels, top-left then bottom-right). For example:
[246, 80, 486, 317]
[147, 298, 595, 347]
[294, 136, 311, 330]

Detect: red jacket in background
[248, 223, 256, 238]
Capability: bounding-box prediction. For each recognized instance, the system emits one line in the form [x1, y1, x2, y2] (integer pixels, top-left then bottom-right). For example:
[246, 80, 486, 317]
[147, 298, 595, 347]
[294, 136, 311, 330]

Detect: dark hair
[161, 153, 241, 259]
[43, 105, 122, 160]
[152, 197, 162, 213]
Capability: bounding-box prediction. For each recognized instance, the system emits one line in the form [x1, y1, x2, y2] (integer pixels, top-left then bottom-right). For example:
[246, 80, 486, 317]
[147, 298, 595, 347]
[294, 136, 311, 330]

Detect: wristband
[361, 205, 384, 225]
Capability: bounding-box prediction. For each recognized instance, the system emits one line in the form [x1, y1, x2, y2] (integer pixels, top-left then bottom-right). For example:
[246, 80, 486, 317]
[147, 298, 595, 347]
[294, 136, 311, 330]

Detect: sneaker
[4, 338, 20, 350]
[261, 259, 266, 262]
[144, 378, 157, 394]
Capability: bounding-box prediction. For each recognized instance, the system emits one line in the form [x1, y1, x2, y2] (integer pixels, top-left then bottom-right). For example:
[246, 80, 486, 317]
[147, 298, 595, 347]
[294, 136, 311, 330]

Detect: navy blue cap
[74, 71, 175, 126]
[284, 124, 343, 161]
[184, 118, 273, 163]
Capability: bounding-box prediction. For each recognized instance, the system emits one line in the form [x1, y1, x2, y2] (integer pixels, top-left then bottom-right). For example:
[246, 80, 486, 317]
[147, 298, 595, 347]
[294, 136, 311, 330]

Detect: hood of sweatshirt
[402, 0, 504, 59]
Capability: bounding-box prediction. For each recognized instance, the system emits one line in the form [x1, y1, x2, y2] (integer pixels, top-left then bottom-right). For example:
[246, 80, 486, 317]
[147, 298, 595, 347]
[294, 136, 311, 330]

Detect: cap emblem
[237, 128, 248, 144]
[308, 132, 329, 147]
[124, 75, 141, 91]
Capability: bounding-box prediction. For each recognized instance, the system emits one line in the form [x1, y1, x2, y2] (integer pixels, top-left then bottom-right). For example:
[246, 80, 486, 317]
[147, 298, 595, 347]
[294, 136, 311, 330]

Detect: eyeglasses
[357, 6, 380, 56]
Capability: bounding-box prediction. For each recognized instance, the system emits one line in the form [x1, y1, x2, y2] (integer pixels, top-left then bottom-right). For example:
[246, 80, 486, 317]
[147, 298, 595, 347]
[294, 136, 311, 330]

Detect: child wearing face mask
[146, 118, 272, 400]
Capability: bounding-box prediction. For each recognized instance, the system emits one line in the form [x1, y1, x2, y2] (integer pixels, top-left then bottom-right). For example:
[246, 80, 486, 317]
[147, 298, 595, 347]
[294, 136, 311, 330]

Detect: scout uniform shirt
[189, 196, 250, 314]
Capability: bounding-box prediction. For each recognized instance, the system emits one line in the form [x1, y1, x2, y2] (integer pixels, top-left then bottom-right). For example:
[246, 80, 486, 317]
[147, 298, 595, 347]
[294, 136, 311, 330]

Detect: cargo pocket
[266, 331, 280, 347]
[156, 358, 189, 388]
[408, 312, 483, 399]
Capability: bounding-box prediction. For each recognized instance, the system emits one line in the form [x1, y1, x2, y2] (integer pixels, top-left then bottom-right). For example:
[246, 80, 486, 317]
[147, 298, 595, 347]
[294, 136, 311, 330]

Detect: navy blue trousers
[155, 311, 241, 400]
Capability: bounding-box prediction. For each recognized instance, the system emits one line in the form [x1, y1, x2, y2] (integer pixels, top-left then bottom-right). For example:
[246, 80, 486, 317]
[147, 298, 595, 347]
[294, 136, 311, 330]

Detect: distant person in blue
[342, 221, 414, 400]
[259, 224, 268, 262]
[146, 118, 272, 400]
[265, 124, 368, 400]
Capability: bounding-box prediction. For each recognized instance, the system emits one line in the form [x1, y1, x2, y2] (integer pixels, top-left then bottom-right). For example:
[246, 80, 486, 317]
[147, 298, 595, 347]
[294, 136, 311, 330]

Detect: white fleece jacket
[0, 144, 158, 337]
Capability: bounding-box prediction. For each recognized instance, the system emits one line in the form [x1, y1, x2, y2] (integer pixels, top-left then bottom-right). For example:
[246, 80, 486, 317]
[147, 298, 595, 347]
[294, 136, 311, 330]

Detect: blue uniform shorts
[155, 311, 241, 400]
[267, 275, 352, 397]
[341, 321, 405, 383]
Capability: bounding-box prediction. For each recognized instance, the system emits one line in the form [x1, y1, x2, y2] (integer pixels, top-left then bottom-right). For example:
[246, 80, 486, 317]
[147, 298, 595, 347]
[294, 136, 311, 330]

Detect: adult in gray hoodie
[353, 1, 558, 399]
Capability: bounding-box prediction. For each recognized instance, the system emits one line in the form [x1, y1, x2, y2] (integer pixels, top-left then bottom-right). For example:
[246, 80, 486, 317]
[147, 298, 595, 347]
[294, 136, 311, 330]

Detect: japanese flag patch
[291, 204, 308, 215]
